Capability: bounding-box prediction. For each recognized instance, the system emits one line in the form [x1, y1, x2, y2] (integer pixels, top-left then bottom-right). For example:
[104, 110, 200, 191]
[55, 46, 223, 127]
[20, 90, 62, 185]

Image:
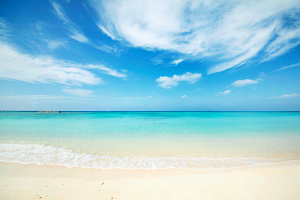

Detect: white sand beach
[0, 161, 299, 199]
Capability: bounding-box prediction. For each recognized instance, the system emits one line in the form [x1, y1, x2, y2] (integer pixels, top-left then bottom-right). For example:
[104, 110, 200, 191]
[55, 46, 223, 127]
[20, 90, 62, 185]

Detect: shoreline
[2, 142, 299, 170]
[1, 158, 300, 170]
[1, 161, 300, 199]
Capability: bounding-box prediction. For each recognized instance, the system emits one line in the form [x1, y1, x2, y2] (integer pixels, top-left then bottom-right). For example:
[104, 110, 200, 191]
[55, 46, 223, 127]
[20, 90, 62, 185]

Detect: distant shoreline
[37, 111, 61, 113]
[0, 110, 300, 113]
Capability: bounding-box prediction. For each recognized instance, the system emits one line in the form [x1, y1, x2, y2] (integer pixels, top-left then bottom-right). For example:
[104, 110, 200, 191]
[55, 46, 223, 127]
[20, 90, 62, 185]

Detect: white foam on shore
[0, 143, 298, 169]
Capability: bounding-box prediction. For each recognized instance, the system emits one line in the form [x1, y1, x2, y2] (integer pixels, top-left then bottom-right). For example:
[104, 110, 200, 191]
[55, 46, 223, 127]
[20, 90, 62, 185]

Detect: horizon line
[1, 110, 300, 112]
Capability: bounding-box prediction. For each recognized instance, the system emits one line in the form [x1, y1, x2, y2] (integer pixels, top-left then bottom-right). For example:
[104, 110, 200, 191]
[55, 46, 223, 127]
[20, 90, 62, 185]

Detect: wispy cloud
[262, 28, 300, 62]
[0, 18, 8, 29]
[52, 2, 122, 55]
[63, 88, 94, 96]
[232, 79, 259, 87]
[1, 95, 70, 101]
[0, 41, 101, 85]
[0, 18, 126, 83]
[116, 96, 153, 100]
[0, 18, 11, 37]
[182, 95, 187, 98]
[151, 57, 163, 65]
[46, 39, 67, 49]
[70, 33, 88, 43]
[215, 90, 231, 96]
[52, 2, 88, 43]
[172, 59, 184, 65]
[85, 64, 127, 78]
[93, 44, 121, 55]
[268, 94, 300, 99]
[91, 0, 300, 74]
[0, 36, 127, 84]
[156, 72, 201, 89]
[33, 21, 48, 32]
[274, 62, 300, 72]
[96, 24, 116, 40]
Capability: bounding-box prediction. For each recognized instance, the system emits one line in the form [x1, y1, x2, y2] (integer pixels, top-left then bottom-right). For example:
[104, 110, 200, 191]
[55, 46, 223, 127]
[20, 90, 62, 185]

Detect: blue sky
[0, 0, 300, 111]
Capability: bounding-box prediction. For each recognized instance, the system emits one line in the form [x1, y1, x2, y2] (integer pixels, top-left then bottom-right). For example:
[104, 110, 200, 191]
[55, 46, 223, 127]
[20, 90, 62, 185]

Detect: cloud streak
[52, 2, 121, 55]
[85, 64, 126, 78]
[274, 62, 300, 72]
[156, 72, 201, 89]
[172, 59, 184, 65]
[0, 41, 126, 85]
[232, 79, 259, 87]
[0, 95, 71, 101]
[0, 18, 10, 37]
[63, 88, 94, 96]
[46, 39, 67, 49]
[215, 90, 231, 96]
[52, 2, 88, 43]
[268, 94, 300, 99]
[91, 0, 300, 74]
[0, 42, 101, 85]
[116, 96, 153, 100]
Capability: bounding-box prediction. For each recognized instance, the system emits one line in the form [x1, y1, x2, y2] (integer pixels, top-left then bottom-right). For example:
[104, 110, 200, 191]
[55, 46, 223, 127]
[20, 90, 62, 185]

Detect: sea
[0, 111, 300, 169]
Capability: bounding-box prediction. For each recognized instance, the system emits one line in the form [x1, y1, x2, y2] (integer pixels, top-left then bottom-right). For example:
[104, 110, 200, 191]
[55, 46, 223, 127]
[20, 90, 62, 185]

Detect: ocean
[0, 111, 300, 169]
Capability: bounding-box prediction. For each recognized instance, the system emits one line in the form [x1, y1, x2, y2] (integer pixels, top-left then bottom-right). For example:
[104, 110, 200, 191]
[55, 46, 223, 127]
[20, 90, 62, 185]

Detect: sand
[0, 161, 300, 199]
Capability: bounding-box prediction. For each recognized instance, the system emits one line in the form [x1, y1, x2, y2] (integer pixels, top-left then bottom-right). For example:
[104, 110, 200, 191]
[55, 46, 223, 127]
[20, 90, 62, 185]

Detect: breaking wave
[0, 143, 298, 169]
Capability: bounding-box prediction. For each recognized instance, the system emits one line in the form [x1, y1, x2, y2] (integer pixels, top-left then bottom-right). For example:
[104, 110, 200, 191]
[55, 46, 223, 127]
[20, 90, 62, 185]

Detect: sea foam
[0, 143, 296, 169]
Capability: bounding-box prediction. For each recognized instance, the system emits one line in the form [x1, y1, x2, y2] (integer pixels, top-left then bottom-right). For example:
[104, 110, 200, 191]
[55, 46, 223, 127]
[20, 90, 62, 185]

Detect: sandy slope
[0, 161, 300, 199]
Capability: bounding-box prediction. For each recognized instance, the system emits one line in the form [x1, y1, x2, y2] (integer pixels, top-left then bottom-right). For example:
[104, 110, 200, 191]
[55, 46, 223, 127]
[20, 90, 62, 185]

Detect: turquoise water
[0, 111, 300, 169]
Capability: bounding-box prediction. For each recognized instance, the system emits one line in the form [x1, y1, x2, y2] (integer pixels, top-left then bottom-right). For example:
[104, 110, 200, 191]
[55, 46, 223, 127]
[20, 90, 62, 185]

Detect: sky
[0, 0, 300, 111]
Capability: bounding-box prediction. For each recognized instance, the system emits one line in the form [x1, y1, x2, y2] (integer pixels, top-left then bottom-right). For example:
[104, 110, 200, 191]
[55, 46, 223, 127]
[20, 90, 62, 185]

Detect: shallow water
[0, 111, 300, 169]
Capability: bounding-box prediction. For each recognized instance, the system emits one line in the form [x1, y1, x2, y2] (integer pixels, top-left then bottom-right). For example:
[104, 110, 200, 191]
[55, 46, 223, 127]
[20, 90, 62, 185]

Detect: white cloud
[0, 40, 127, 84]
[117, 96, 153, 100]
[262, 27, 300, 62]
[93, 44, 121, 55]
[156, 72, 201, 89]
[63, 88, 94, 96]
[85, 64, 126, 78]
[46, 39, 67, 49]
[70, 32, 89, 43]
[0, 41, 102, 85]
[215, 90, 231, 96]
[1, 95, 70, 101]
[268, 94, 300, 99]
[172, 59, 184, 65]
[274, 62, 300, 72]
[0, 18, 7, 29]
[97, 24, 116, 40]
[52, 3, 122, 55]
[90, 0, 300, 74]
[232, 79, 259, 87]
[151, 58, 163, 65]
[33, 21, 48, 31]
[52, 2, 88, 43]
[0, 18, 10, 37]
[182, 95, 187, 98]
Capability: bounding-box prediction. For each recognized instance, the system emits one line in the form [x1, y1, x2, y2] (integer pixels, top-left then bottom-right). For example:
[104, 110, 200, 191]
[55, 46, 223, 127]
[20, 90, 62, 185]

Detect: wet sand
[0, 161, 300, 199]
